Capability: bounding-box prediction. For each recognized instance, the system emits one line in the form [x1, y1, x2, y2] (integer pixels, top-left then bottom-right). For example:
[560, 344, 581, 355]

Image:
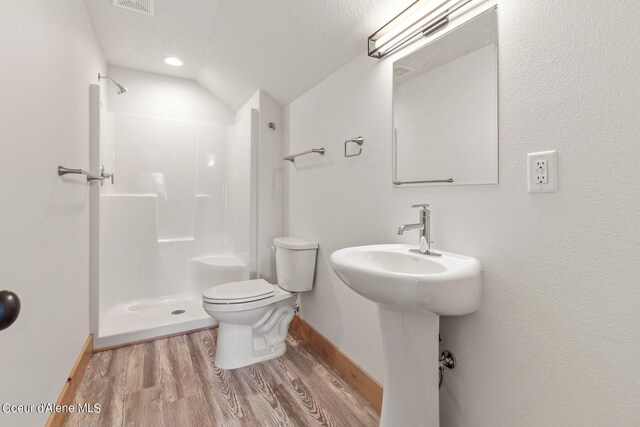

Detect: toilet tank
[274, 237, 318, 292]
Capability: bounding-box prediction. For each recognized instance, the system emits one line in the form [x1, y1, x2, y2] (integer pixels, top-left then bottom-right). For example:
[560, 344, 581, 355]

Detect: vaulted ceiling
[84, 0, 411, 110]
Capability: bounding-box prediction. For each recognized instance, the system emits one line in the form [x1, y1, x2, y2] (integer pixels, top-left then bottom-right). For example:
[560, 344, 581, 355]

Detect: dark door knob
[0, 290, 20, 331]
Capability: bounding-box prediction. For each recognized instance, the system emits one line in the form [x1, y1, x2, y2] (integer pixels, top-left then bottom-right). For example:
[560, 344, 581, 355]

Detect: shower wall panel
[99, 113, 231, 320]
[109, 115, 198, 241]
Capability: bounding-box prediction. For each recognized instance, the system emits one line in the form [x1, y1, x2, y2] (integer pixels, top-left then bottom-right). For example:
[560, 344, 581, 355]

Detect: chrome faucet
[397, 204, 440, 256]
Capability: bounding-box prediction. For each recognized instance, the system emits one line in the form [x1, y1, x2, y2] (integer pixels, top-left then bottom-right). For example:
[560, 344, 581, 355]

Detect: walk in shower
[89, 83, 258, 348]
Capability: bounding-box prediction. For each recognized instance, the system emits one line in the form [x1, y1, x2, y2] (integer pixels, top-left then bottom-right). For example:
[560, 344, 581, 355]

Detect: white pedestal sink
[330, 244, 482, 427]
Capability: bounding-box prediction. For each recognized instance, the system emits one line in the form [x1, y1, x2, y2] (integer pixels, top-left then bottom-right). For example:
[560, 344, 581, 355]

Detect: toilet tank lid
[274, 237, 318, 250]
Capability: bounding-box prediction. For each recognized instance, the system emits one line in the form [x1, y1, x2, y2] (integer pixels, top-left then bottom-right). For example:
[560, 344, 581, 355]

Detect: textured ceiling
[84, 0, 412, 110]
[84, 0, 222, 80]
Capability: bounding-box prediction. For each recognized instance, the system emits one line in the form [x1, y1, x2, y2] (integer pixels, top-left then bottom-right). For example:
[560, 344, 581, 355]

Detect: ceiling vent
[113, 0, 154, 16]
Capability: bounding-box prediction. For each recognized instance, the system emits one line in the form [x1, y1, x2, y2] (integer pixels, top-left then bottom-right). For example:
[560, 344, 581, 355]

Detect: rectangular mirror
[392, 7, 498, 187]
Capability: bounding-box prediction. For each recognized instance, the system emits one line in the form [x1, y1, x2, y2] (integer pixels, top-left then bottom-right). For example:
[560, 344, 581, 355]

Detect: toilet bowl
[202, 237, 318, 369]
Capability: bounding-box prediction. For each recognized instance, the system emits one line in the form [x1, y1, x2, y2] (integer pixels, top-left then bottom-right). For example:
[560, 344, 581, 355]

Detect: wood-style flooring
[63, 328, 380, 427]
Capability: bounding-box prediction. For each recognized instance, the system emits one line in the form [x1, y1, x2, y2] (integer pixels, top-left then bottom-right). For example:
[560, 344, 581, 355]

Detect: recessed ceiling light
[163, 56, 183, 66]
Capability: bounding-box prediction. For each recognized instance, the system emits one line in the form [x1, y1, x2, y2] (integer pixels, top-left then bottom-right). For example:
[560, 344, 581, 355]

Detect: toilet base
[212, 296, 296, 369]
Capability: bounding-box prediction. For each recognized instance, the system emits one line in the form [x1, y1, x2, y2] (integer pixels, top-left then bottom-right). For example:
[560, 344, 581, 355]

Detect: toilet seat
[203, 279, 275, 304]
[203, 283, 294, 313]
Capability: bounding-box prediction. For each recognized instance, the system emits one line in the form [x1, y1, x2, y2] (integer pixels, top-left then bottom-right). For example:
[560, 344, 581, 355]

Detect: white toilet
[202, 237, 318, 369]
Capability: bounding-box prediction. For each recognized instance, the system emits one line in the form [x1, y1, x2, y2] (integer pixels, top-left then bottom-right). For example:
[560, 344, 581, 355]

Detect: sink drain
[171, 309, 185, 315]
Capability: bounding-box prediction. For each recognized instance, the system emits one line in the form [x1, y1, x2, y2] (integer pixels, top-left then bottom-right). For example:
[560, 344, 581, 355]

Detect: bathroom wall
[284, 0, 640, 425]
[106, 65, 234, 124]
[256, 92, 284, 283]
[230, 90, 284, 282]
[0, 1, 106, 426]
[227, 92, 259, 273]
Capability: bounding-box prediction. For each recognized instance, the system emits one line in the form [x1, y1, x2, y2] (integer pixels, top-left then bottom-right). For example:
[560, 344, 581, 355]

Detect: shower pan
[89, 84, 258, 348]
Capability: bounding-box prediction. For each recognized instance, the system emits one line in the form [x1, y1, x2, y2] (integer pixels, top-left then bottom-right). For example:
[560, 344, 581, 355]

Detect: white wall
[257, 92, 284, 283]
[285, 1, 640, 425]
[228, 89, 285, 282]
[106, 65, 234, 124]
[227, 92, 259, 273]
[0, 1, 106, 425]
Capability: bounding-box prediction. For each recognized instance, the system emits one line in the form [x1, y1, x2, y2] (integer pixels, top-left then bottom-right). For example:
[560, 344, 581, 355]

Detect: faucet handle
[411, 203, 430, 210]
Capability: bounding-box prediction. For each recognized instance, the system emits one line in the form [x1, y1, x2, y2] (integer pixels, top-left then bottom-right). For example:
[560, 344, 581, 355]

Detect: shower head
[98, 73, 127, 95]
[114, 83, 127, 95]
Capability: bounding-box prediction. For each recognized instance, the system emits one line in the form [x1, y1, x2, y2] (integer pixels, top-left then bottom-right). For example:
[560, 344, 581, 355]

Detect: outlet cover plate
[528, 150, 557, 193]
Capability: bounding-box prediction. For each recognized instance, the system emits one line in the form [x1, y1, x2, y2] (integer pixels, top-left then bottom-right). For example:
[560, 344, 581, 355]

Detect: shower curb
[93, 324, 217, 353]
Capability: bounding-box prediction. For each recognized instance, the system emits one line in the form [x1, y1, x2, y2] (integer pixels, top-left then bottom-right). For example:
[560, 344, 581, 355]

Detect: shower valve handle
[100, 165, 114, 185]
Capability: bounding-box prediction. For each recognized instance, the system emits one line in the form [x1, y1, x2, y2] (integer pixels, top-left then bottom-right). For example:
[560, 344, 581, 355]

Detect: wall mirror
[392, 7, 498, 187]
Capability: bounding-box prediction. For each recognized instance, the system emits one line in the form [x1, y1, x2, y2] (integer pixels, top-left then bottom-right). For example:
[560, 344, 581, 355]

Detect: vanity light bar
[368, 0, 471, 58]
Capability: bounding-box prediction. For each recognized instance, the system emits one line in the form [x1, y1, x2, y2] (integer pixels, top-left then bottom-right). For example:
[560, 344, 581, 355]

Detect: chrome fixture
[440, 350, 456, 369]
[368, 0, 472, 58]
[100, 165, 115, 186]
[58, 166, 104, 182]
[58, 165, 114, 185]
[397, 204, 440, 256]
[284, 148, 325, 163]
[393, 178, 454, 185]
[268, 122, 276, 131]
[98, 73, 127, 95]
[439, 350, 456, 389]
[344, 136, 364, 158]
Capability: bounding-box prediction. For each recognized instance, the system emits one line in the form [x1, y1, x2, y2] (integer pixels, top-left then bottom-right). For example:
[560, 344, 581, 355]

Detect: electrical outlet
[528, 151, 557, 192]
[534, 159, 548, 184]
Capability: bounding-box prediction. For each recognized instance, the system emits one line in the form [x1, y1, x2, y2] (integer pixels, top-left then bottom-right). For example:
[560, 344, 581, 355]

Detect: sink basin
[330, 244, 482, 427]
[330, 244, 482, 315]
